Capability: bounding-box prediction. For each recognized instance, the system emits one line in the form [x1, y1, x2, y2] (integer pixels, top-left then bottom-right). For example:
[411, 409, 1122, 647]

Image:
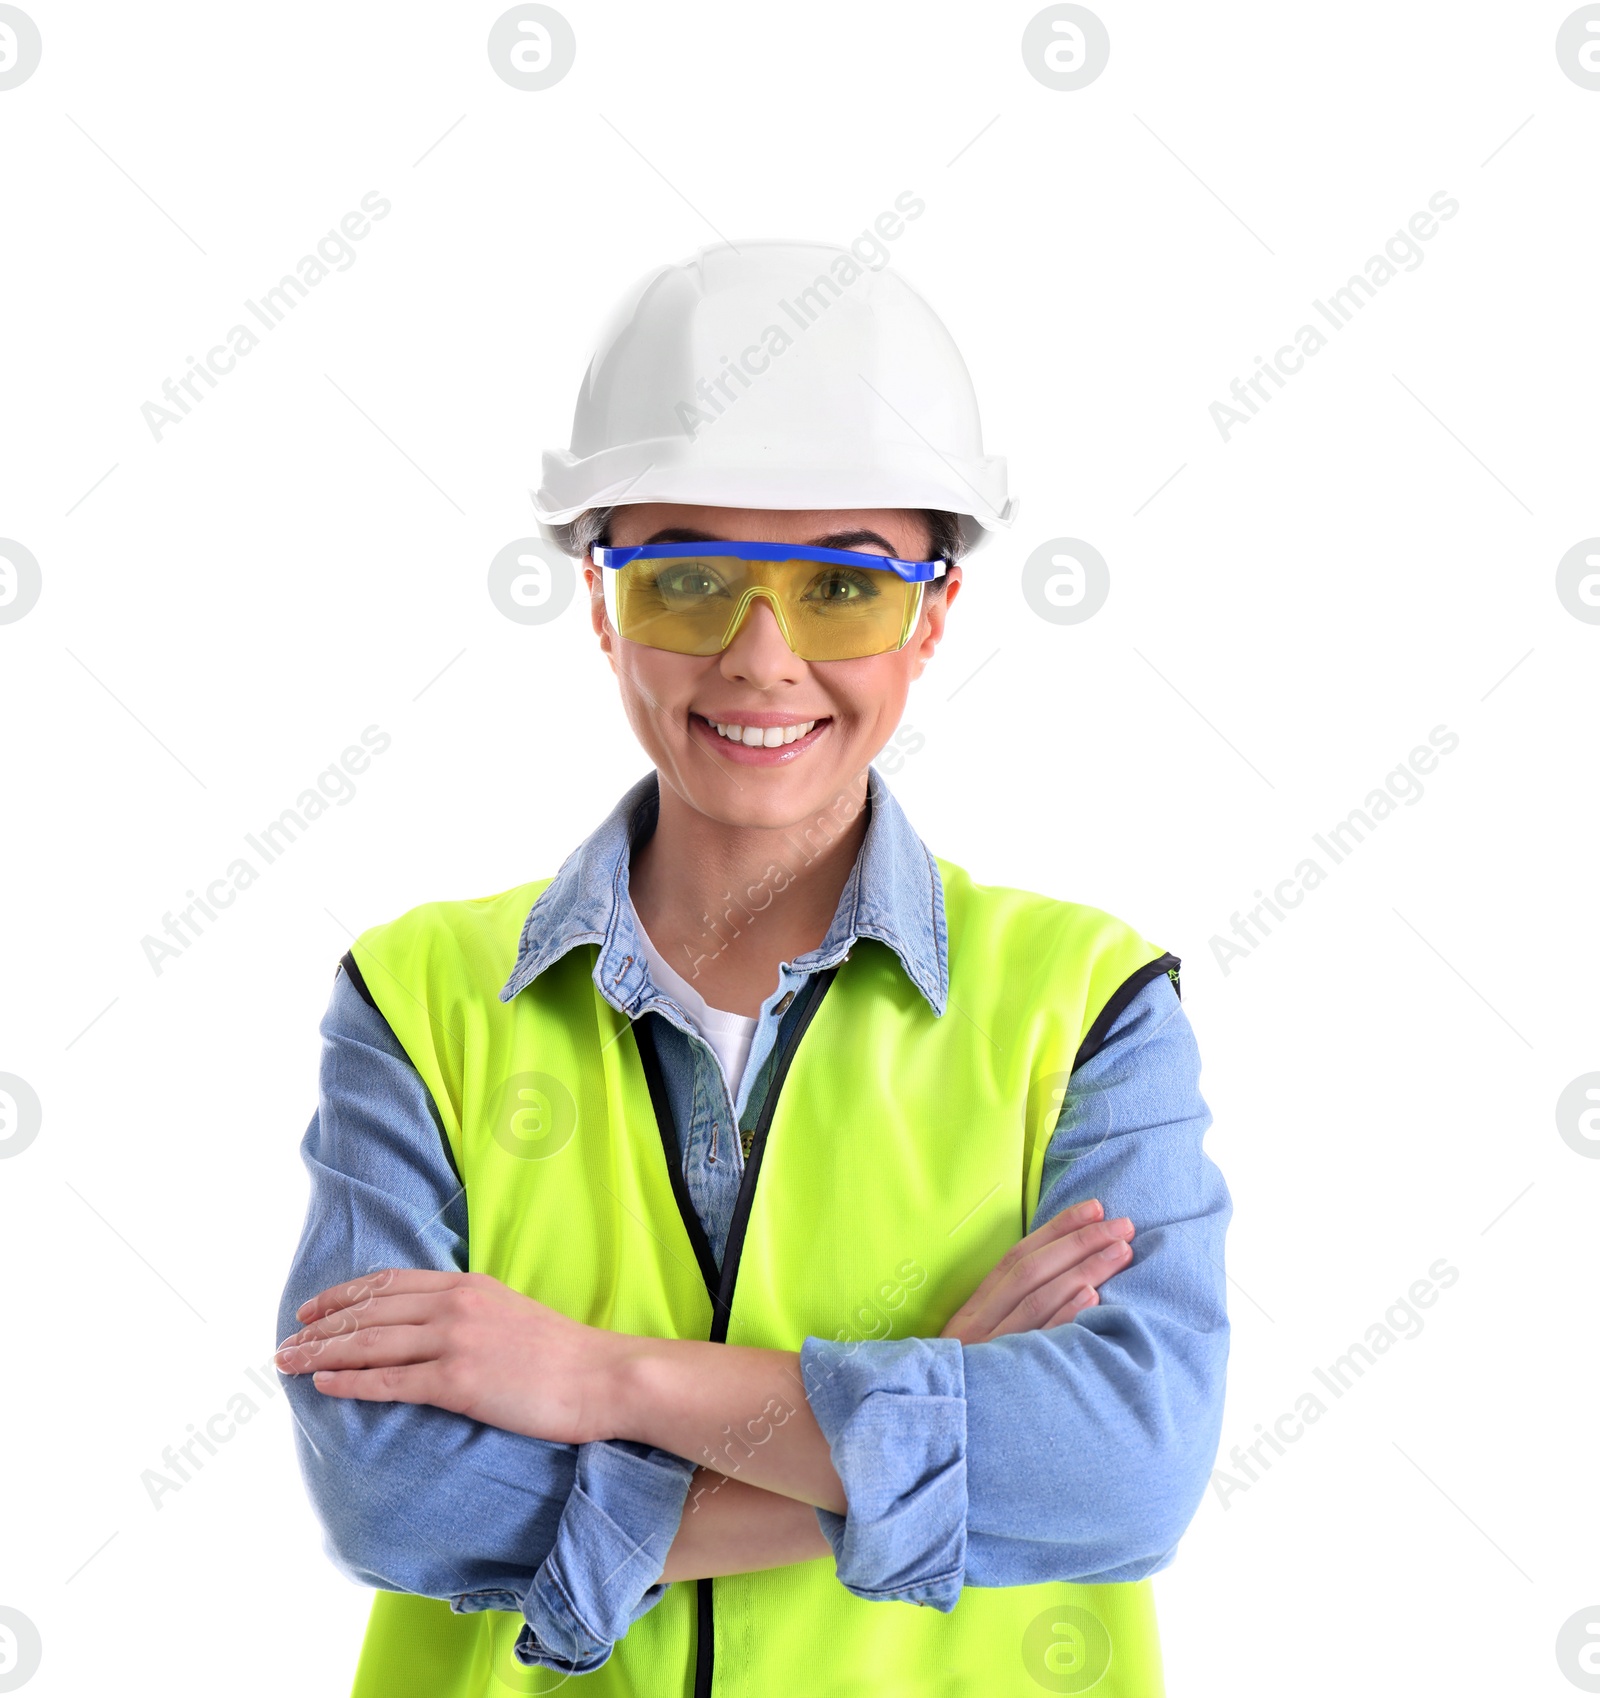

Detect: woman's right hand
[938, 1198, 1134, 1345]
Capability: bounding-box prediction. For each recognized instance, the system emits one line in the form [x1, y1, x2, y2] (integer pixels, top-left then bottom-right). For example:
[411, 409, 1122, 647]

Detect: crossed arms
[275, 965, 1230, 1668]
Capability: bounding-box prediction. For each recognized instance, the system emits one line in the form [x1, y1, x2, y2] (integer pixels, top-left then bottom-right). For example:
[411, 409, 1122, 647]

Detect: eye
[652, 560, 731, 603]
[802, 567, 880, 609]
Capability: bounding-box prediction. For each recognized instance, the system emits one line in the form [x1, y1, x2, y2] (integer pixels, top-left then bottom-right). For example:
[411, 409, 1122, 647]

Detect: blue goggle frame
[591, 539, 949, 582]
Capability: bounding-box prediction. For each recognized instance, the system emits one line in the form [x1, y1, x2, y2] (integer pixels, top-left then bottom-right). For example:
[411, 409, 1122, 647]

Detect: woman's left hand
[274, 1269, 624, 1444]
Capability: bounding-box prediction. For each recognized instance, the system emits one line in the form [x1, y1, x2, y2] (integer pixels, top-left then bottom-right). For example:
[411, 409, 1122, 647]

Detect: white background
[2, 2, 1596, 1693]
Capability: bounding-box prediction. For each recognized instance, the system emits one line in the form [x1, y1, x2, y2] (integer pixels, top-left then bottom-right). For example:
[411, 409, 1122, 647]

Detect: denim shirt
[277, 767, 1232, 1675]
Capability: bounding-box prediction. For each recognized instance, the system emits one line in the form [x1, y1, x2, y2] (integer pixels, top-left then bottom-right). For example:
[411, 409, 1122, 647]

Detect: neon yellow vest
[344, 857, 1175, 1697]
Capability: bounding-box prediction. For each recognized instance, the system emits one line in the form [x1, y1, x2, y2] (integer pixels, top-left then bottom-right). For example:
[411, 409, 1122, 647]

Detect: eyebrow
[640, 525, 903, 555]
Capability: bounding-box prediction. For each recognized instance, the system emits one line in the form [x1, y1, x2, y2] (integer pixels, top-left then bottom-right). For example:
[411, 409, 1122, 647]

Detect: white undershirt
[633, 911, 760, 1100]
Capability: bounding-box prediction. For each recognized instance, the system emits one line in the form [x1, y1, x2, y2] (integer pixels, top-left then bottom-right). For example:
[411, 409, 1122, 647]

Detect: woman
[275, 242, 1231, 1696]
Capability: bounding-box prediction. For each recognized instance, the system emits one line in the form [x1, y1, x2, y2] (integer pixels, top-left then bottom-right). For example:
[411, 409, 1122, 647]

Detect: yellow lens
[613, 555, 920, 661]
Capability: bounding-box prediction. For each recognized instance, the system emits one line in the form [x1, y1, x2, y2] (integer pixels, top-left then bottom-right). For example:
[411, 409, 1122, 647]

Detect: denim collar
[498, 766, 948, 1018]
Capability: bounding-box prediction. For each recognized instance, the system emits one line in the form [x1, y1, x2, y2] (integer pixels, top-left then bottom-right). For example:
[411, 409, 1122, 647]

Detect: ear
[585, 564, 620, 676]
[917, 563, 964, 662]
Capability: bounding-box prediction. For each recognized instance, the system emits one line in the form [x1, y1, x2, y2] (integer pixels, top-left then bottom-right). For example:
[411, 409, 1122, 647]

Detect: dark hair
[548, 506, 967, 580]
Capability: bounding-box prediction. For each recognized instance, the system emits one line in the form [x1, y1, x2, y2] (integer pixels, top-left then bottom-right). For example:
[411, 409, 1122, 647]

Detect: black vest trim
[338, 948, 378, 1011]
[1073, 953, 1181, 1073]
[634, 1010, 723, 1303]
[338, 948, 463, 1189]
[630, 964, 840, 1698]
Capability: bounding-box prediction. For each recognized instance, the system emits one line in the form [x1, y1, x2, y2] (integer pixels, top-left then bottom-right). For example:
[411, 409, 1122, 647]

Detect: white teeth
[708, 718, 817, 745]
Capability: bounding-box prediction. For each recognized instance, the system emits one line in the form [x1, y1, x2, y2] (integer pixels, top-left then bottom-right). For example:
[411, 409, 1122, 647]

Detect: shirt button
[774, 991, 794, 1015]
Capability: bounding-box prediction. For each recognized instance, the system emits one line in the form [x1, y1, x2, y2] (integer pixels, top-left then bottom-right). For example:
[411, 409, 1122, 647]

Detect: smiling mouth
[706, 716, 821, 747]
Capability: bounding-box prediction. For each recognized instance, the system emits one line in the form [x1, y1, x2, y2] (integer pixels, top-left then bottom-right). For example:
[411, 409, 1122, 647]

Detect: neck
[628, 772, 870, 1017]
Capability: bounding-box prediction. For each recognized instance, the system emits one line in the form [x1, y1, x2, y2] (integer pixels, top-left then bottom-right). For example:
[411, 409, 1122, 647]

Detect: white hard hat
[530, 239, 1017, 557]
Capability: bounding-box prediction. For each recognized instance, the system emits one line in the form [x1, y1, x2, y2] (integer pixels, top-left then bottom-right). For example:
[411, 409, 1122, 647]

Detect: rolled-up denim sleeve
[280, 962, 692, 1673]
[515, 1438, 696, 1670]
[800, 1334, 968, 1609]
[797, 973, 1230, 1606]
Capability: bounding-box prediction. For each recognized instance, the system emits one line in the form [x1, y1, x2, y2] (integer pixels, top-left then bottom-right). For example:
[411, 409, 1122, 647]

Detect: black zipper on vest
[632, 964, 839, 1698]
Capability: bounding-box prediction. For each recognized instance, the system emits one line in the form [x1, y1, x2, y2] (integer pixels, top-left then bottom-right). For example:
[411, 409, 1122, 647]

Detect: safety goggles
[591, 540, 947, 662]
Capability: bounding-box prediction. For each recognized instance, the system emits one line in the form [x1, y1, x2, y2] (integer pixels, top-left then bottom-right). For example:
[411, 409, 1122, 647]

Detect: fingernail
[296, 1300, 312, 1320]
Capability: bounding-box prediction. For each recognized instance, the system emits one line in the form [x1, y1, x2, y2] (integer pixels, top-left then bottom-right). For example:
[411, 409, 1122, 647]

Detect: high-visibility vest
[344, 857, 1178, 1697]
